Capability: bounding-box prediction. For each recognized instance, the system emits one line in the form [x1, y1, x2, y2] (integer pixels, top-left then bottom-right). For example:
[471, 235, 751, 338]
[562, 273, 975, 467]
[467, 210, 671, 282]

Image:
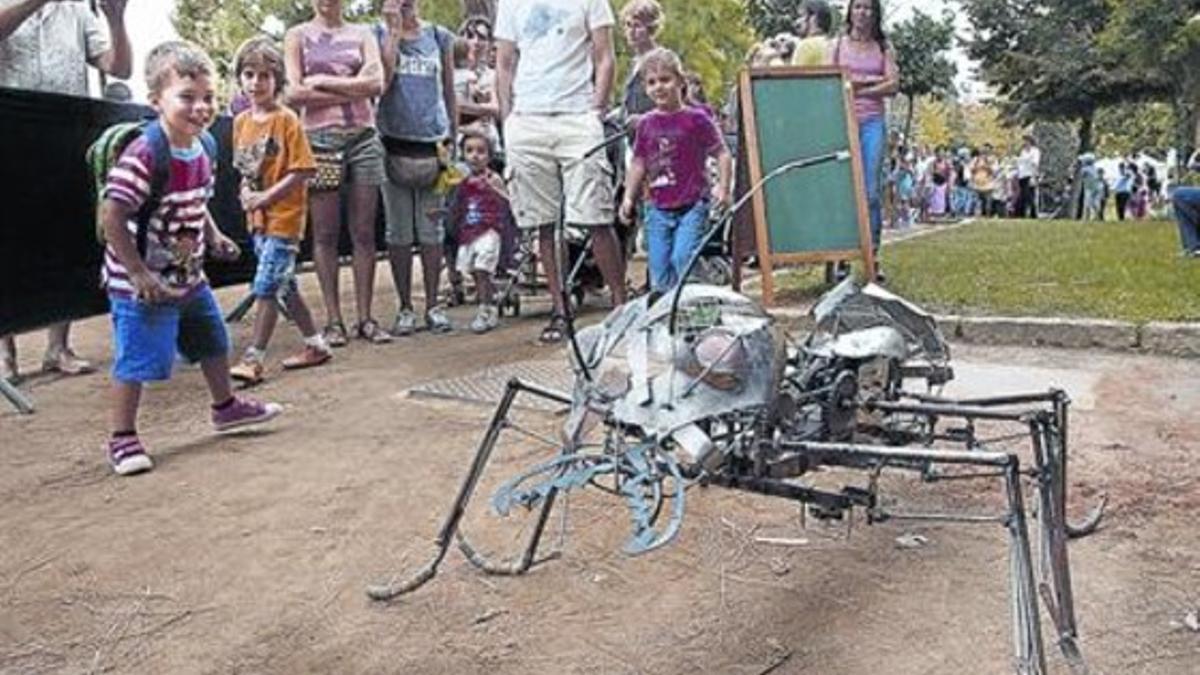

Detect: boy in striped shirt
[99, 41, 282, 476]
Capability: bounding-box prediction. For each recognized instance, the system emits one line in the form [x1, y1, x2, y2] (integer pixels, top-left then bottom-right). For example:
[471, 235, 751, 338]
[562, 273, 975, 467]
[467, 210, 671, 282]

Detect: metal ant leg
[1004, 458, 1049, 675]
[1, 376, 34, 414]
[367, 379, 569, 601]
[456, 488, 562, 575]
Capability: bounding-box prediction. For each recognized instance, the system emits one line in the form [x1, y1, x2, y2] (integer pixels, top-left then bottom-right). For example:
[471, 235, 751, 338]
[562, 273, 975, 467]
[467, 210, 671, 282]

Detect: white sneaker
[425, 305, 453, 334]
[470, 304, 499, 334]
[392, 309, 418, 336]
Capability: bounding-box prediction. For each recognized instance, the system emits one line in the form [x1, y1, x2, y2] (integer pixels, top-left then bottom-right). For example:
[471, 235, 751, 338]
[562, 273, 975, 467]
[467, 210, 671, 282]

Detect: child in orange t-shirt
[229, 37, 330, 385]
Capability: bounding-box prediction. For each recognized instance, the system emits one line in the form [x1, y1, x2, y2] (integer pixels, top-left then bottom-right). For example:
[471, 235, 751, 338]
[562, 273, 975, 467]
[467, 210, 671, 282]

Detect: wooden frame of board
[737, 66, 876, 306]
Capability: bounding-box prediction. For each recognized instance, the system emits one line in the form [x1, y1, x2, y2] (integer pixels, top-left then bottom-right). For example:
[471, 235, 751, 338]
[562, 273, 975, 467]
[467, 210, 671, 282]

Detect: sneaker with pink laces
[107, 436, 154, 476]
[212, 396, 283, 432]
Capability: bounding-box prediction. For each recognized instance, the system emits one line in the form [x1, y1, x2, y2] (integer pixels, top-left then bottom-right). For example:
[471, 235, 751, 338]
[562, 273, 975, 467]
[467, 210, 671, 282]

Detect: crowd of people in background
[878, 140, 1173, 229]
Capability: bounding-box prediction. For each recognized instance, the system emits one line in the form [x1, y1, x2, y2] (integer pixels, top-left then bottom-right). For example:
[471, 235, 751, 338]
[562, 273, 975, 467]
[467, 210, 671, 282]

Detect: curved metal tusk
[1066, 494, 1108, 539]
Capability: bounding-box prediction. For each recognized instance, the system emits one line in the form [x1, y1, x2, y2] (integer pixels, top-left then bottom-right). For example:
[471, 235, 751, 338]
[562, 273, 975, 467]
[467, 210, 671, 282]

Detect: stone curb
[770, 308, 1200, 359]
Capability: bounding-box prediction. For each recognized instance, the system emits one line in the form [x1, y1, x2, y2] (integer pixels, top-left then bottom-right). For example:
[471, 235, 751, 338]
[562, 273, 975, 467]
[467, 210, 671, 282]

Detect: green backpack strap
[86, 121, 146, 245]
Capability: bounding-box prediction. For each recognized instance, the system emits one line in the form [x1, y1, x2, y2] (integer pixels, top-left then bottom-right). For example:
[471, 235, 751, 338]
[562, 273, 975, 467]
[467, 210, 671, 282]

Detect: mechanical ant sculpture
[367, 154, 1106, 675]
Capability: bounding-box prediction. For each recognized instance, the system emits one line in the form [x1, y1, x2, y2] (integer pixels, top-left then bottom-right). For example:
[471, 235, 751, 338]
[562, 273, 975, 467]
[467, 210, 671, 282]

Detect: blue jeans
[109, 285, 230, 383]
[1172, 187, 1200, 253]
[858, 116, 885, 252]
[251, 234, 301, 299]
[645, 201, 709, 291]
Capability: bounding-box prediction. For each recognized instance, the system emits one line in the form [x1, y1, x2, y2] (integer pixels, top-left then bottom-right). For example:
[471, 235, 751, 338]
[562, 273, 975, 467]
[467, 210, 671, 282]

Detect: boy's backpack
[86, 119, 218, 256]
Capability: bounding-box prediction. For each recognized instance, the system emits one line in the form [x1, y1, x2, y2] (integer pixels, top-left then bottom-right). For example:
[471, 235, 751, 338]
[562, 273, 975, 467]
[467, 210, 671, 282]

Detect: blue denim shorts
[251, 234, 300, 299]
[109, 285, 230, 383]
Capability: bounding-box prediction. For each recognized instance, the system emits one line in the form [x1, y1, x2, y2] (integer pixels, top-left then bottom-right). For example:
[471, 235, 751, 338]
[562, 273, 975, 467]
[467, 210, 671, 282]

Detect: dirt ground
[2, 270, 1199, 675]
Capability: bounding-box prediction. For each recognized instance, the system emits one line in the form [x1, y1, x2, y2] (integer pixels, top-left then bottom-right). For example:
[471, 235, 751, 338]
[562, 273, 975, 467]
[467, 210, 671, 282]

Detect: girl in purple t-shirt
[620, 48, 732, 293]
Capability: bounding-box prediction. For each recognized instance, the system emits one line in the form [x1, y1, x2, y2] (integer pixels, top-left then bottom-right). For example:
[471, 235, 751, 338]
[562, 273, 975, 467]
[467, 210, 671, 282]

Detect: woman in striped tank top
[830, 0, 898, 281]
[284, 0, 391, 346]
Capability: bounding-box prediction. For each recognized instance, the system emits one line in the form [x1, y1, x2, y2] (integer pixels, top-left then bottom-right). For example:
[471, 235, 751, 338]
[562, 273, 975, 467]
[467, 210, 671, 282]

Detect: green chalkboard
[737, 67, 873, 304]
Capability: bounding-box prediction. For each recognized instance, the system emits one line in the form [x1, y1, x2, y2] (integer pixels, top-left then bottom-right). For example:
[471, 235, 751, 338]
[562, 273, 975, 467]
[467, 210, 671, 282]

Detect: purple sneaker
[107, 436, 153, 476]
[212, 396, 282, 432]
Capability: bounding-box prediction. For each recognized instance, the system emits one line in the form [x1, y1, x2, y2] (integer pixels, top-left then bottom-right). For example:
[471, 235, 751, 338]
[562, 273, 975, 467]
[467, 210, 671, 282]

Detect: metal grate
[405, 358, 573, 412]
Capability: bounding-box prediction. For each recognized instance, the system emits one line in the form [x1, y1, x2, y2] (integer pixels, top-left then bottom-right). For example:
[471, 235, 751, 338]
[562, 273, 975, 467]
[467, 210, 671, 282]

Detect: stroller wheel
[570, 285, 586, 312]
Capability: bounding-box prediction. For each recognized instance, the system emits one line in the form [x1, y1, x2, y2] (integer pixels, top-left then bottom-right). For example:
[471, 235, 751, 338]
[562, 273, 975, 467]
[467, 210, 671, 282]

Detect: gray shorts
[307, 127, 385, 187]
[381, 176, 443, 247]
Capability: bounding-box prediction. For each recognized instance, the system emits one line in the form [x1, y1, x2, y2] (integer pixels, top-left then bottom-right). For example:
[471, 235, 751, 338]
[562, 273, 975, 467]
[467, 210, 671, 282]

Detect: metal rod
[902, 390, 1062, 408]
[876, 511, 1009, 525]
[1004, 460, 1049, 675]
[0, 376, 34, 414]
[778, 440, 1017, 469]
[367, 378, 527, 600]
[867, 400, 1033, 422]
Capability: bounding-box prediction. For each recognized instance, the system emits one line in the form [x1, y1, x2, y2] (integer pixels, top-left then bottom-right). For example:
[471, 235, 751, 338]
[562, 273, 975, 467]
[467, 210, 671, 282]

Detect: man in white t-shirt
[0, 0, 133, 382]
[495, 0, 625, 344]
[1015, 133, 1041, 219]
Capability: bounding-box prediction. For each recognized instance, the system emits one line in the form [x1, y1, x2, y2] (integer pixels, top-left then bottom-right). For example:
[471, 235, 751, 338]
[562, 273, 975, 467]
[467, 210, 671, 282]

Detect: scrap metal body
[369, 281, 1103, 675]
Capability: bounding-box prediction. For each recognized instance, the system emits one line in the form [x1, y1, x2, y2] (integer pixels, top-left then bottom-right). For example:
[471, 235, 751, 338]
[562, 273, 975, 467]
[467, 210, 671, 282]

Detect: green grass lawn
[776, 219, 1200, 323]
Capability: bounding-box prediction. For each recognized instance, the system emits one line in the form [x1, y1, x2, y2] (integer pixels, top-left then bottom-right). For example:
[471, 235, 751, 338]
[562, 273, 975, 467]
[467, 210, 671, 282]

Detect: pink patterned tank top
[833, 37, 886, 122]
[298, 23, 375, 131]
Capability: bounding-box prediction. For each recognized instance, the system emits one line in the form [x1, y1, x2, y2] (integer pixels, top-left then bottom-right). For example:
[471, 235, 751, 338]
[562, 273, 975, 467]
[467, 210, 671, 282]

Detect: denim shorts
[109, 285, 230, 383]
[251, 234, 299, 299]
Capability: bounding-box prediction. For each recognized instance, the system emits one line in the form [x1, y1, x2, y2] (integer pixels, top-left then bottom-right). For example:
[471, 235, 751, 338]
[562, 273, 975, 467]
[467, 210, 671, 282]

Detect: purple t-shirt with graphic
[633, 107, 724, 210]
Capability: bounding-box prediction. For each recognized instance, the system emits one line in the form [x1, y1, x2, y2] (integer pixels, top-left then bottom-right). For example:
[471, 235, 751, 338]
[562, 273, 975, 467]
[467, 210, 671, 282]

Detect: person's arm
[91, 0, 132, 79]
[713, 146, 733, 208]
[485, 169, 509, 199]
[307, 28, 384, 98]
[99, 199, 182, 302]
[282, 26, 354, 107]
[241, 171, 314, 214]
[0, 0, 47, 42]
[495, 38, 516, 122]
[857, 47, 899, 98]
[590, 25, 615, 117]
[441, 29, 458, 142]
[203, 210, 241, 261]
[378, 0, 401, 84]
[620, 157, 646, 223]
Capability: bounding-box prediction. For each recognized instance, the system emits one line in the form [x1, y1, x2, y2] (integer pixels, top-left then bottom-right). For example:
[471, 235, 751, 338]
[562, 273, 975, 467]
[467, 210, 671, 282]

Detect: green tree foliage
[746, 0, 807, 38]
[173, 0, 463, 81]
[960, 0, 1168, 152]
[890, 9, 956, 141]
[175, 0, 753, 110]
[612, 0, 755, 108]
[1094, 103, 1178, 157]
[1097, 0, 1200, 148]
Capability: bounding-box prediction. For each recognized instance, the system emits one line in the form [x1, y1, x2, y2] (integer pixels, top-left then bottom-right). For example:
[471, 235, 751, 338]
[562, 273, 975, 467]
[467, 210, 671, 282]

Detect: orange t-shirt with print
[232, 106, 315, 240]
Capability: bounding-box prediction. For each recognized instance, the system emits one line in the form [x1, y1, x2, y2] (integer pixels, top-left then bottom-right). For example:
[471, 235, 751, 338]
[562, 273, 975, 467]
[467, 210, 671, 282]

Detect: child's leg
[111, 380, 143, 433]
[643, 206, 674, 291]
[669, 201, 710, 285]
[250, 299, 280, 352]
[472, 270, 494, 305]
[199, 353, 235, 406]
[283, 285, 320, 339]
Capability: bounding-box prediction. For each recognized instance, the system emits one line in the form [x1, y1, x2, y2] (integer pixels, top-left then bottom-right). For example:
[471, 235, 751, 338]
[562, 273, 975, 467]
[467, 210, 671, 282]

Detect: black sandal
[538, 314, 568, 344]
[356, 318, 394, 344]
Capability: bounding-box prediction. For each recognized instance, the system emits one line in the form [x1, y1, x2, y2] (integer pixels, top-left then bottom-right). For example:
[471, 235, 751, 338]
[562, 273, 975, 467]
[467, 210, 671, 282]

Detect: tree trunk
[1070, 112, 1095, 220]
[904, 93, 915, 145]
[1077, 111, 1094, 154]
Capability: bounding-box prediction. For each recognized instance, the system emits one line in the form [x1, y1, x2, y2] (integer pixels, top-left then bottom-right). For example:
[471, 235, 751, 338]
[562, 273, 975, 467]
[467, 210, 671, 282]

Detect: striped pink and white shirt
[101, 137, 214, 297]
